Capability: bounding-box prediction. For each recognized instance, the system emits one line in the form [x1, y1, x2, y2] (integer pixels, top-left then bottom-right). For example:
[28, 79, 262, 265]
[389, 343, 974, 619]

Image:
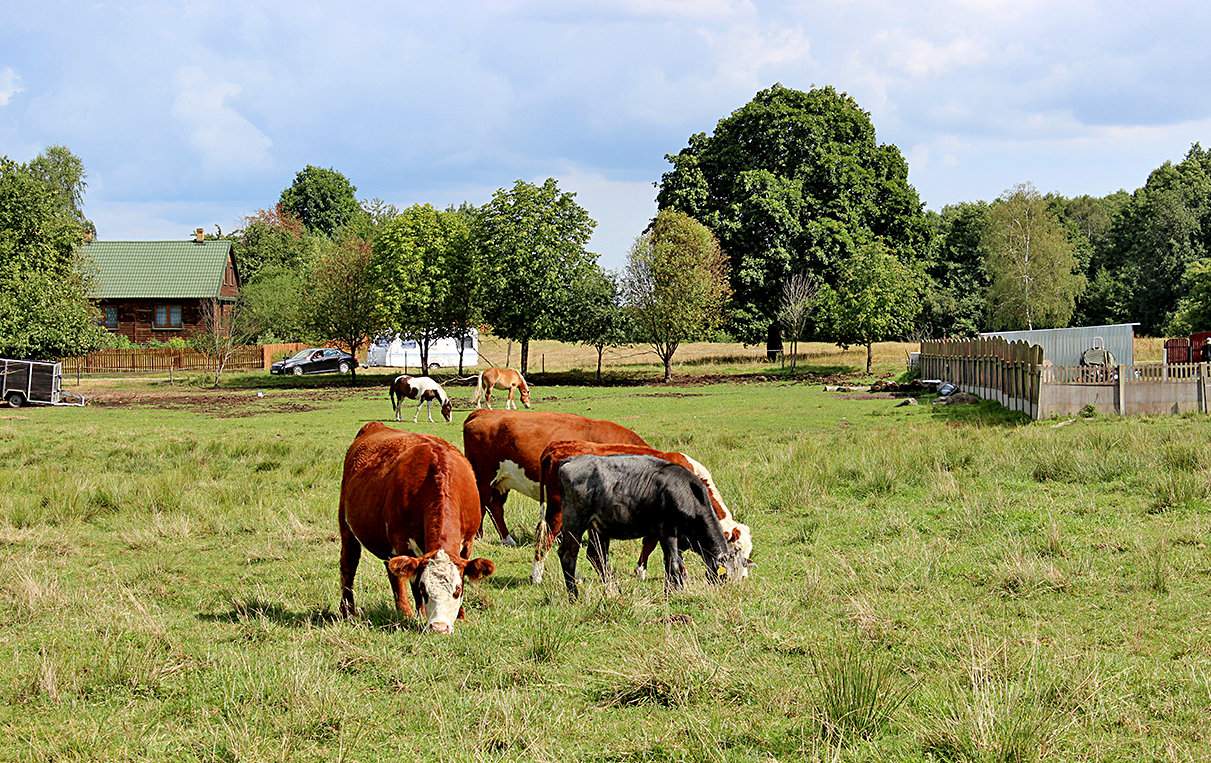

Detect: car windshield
[288, 349, 317, 362]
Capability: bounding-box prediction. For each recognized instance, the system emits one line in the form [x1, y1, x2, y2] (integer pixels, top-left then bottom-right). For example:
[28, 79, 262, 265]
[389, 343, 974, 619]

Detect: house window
[103, 306, 119, 330]
[154, 303, 183, 329]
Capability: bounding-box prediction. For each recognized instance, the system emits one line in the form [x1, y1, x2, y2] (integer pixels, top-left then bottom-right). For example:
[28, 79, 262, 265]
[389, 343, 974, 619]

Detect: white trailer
[366, 330, 479, 370]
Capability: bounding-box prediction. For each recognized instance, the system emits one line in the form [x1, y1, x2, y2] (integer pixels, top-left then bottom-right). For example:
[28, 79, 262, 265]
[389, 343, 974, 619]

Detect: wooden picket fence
[919, 337, 1045, 418]
[61, 345, 265, 375]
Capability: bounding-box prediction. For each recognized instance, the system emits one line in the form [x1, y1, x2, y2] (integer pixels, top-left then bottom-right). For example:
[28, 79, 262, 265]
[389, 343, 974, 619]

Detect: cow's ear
[387, 555, 422, 579]
[463, 557, 496, 581]
[728, 527, 741, 543]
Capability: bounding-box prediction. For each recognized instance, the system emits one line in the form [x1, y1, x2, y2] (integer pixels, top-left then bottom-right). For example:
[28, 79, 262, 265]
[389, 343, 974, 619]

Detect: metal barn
[979, 323, 1137, 367]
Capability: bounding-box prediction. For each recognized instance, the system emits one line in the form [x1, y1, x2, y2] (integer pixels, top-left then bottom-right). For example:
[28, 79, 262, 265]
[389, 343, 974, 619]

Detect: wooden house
[85, 229, 240, 343]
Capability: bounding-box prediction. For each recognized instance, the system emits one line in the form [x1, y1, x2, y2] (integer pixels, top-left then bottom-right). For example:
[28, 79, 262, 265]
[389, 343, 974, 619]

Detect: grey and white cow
[555, 454, 743, 597]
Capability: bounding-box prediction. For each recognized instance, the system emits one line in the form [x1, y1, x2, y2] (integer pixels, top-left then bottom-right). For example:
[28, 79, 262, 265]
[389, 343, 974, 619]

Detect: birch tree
[984, 183, 1083, 330]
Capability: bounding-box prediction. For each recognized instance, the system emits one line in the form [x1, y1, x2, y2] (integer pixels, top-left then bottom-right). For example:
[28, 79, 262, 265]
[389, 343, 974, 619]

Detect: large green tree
[624, 210, 731, 382]
[278, 165, 360, 237]
[918, 202, 990, 338]
[0, 151, 104, 359]
[1166, 258, 1211, 335]
[817, 241, 922, 373]
[984, 183, 1084, 331]
[478, 178, 596, 373]
[656, 84, 930, 350]
[300, 231, 382, 381]
[371, 204, 471, 370]
[1102, 145, 1211, 333]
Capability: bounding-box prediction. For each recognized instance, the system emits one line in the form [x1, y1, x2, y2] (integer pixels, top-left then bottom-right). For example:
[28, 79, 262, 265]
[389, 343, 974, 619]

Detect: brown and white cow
[462, 409, 648, 546]
[338, 422, 495, 634]
[533, 439, 753, 584]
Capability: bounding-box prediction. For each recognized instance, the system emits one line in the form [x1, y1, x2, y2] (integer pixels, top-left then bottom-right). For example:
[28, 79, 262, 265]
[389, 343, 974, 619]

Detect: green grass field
[1, 366, 1209, 761]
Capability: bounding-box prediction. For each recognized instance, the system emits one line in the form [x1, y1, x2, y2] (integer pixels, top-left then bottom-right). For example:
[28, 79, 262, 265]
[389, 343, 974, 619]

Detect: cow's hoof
[502, 535, 517, 548]
[634, 565, 646, 581]
[531, 561, 544, 584]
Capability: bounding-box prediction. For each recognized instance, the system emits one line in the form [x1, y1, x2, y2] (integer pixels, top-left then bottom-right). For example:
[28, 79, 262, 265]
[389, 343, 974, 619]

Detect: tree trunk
[520, 339, 530, 375]
[866, 342, 873, 374]
[596, 346, 604, 384]
[420, 335, 431, 373]
[766, 323, 783, 361]
[349, 340, 358, 383]
[457, 328, 465, 376]
[662, 354, 672, 383]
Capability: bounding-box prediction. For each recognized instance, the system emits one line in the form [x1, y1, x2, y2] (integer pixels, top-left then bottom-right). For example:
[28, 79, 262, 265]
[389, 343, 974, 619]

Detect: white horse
[389, 375, 453, 423]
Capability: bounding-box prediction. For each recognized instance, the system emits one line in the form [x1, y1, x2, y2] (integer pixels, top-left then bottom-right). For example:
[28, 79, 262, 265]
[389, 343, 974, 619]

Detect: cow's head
[520, 386, 532, 409]
[387, 549, 495, 633]
[725, 523, 755, 579]
[440, 398, 454, 423]
[704, 545, 745, 585]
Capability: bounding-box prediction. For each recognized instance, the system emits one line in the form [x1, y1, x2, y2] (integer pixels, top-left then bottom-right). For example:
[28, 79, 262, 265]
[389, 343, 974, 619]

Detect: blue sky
[2, 0, 1209, 268]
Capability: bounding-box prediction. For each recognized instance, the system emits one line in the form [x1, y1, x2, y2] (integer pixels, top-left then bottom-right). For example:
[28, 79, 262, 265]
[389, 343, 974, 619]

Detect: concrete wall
[1038, 377, 1210, 417]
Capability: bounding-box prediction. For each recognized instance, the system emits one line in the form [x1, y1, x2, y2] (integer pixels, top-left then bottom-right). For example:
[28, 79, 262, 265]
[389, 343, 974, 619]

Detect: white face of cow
[416, 550, 463, 633]
[388, 549, 496, 634]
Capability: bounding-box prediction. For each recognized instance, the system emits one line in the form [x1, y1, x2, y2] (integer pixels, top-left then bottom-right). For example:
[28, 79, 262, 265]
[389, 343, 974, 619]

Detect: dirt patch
[87, 390, 326, 417]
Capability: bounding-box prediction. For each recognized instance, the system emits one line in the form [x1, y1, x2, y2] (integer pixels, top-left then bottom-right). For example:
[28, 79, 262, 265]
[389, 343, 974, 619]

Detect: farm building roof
[83, 240, 236, 300]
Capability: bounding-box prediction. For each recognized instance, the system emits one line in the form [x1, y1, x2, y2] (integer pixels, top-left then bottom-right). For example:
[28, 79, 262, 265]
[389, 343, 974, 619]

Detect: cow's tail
[532, 454, 553, 583]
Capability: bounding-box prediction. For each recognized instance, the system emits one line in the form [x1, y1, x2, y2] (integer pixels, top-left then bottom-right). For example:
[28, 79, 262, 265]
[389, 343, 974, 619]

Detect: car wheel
[292, 366, 304, 377]
[428, 362, 440, 370]
[338, 362, 350, 374]
[5, 391, 25, 408]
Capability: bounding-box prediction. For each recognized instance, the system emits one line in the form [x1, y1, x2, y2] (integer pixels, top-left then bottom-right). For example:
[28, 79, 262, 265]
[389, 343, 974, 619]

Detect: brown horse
[470, 367, 531, 410]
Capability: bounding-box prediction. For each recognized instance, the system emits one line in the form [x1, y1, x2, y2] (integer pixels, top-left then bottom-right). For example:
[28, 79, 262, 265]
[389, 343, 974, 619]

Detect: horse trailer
[366, 330, 480, 370]
[1, 358, 85, 408]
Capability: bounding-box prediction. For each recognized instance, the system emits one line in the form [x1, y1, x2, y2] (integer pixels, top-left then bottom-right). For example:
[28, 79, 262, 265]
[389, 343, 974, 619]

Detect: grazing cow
[470, 367, 531, 410]
[389, 375, 454, 424]
[532, 440, 754, 584]
[462, 409, 648, 546]
[338, 422, 495, 633]
[555, 454, 743, 597]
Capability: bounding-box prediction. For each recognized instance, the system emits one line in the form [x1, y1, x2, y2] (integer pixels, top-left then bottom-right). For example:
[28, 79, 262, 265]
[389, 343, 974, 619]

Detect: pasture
[1, 362, 1208, 761]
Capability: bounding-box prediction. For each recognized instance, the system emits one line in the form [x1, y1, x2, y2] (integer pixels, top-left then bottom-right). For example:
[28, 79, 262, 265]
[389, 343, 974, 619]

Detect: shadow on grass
[927, 397, 1033, 427]
[196, 597, 425, 631]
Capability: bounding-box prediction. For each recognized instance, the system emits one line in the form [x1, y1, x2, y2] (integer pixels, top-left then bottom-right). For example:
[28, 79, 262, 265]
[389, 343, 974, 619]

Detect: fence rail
[61, 345, 265, 375]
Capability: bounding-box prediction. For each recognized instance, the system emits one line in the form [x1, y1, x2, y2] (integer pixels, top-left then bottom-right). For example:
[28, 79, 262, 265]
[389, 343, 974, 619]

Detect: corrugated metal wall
[978, 324, 1137, 366]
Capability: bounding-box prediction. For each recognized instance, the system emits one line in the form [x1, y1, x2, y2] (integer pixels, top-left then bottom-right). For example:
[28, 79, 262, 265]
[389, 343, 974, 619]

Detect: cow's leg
[483, 488, 514, 546]
[338, 518, 361, 617]
[586, 529, 615, 594]
[660, 536, 686, 593]
[386, 562, 415, 619]
[635, 536, 658, 581]
[558, 526, 584, 599]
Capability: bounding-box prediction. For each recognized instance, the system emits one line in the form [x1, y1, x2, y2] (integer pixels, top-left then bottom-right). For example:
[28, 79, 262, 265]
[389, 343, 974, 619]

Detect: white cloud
[0, 66, 22, 106]
[171, 67, 272, 173]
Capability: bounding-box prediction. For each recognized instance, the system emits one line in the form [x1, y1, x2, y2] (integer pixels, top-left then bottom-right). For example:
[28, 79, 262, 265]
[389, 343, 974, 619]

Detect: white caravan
[367, 330, 479, 370]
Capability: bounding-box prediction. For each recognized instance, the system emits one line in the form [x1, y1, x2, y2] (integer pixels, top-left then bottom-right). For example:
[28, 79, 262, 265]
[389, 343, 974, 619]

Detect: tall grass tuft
[525, 614, 575, 663]
[1146, 541, 1169, 594]
[593, 632, 726, 708]
[921, 640, 1065, 763]
[809, 640, 914, 744]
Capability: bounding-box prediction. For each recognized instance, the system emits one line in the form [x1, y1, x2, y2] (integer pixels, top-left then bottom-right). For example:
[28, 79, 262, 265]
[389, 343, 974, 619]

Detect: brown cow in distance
[533, 440, 754, 584]
[339, 422, 495, 634]
[462, 409, 648, 547]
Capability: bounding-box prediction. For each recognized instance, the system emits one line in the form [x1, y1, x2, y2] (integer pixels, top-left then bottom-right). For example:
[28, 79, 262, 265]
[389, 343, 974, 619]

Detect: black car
[270, 348, 358, 376]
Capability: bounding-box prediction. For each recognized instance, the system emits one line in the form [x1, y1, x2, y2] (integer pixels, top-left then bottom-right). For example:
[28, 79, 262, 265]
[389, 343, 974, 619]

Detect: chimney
[194, 227, 205, 244]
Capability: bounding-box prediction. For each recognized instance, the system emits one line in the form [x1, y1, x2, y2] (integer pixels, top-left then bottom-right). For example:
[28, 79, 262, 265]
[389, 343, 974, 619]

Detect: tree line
[5, 84, 1211, 377]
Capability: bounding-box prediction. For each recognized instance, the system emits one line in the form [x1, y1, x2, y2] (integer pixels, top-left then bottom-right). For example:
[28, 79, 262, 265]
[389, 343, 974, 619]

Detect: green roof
[83, 240, 235, 300]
